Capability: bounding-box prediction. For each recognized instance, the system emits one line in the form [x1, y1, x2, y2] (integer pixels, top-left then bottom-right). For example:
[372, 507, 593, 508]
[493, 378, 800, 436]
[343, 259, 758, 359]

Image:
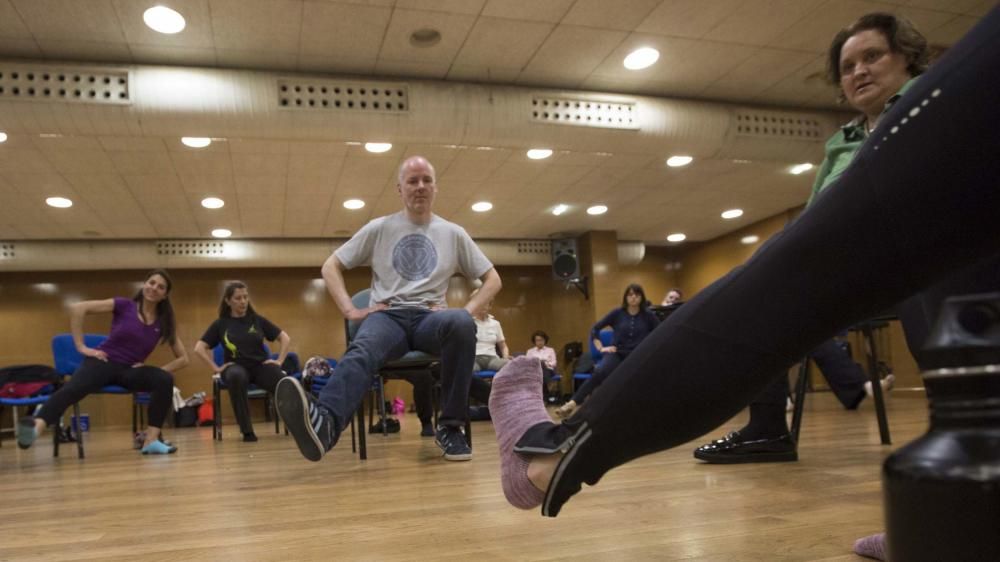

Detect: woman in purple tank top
[17, 269, 189, 455]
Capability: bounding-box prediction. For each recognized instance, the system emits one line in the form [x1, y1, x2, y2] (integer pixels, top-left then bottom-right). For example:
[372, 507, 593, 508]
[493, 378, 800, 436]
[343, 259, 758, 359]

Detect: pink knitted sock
[489, 356, 552, 509]
[853, 533, 887, 560]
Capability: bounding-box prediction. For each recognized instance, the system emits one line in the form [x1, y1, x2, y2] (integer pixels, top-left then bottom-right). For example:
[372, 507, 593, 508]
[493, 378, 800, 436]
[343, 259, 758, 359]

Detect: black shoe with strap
[693, 431, 798, 464]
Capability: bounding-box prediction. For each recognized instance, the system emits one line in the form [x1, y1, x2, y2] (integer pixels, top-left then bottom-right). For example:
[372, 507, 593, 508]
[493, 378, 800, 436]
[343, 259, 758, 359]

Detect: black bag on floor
[174, 405, 198, 427]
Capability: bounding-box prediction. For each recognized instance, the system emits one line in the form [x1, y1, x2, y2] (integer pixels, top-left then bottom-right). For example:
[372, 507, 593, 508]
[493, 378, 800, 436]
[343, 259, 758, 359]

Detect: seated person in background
[472, 290, 510, 373]
[18, 269, 188, 455]
[661, 288, 683, 306]
[194, 281, 292, 443]
[557, 283, 659, 418]
[525, 330, 558, 402]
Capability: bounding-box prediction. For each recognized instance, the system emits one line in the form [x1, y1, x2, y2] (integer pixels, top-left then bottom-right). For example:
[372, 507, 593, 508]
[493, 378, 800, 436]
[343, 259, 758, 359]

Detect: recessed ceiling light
[46, 197, 73, 208]
[364, 142, 392, 153]
[741, 235, 760, 245]
[201, 197, 225, 209]
[623, 47, 660, 70]
[182, 137, 211, 148]
[666, 233, 686, 243]
[666, 155, 693, 167]
[143, 6, 186, 34]
[211, 228, 232, 238]
[0, 131, 7, 143]
[527, 148, 553, 160]
[471, 201, 493, 212]
[790, 163, 814, 175]
[552, 204, 569, 216]
[587, 205, 608, 215]
[410, 28, 442, 48]
[721, 209, 744, 219]
[343, 199, 365, 210]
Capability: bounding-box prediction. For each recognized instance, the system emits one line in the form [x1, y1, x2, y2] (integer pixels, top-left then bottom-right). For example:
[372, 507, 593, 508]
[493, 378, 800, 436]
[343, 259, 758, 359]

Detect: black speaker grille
[553, 254, 577, 279]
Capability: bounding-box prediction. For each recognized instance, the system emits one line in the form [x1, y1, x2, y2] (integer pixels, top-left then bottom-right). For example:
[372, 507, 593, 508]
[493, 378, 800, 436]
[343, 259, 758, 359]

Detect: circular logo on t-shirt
[392, 234, 438, 281]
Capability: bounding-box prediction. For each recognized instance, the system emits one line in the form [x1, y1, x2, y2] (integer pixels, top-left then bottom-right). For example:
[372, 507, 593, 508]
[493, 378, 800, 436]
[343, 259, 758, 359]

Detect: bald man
[277, 156, 502, 462]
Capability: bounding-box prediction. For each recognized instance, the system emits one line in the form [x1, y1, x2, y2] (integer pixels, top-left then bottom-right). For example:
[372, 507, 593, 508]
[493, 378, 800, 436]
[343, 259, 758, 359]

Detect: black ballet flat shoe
[693, 431, 798, 464]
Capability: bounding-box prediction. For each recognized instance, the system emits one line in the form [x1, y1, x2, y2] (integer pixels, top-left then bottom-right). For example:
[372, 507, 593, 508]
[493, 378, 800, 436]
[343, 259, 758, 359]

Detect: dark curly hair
[531, 330, 549, 345]
[827, 13, 929, 103]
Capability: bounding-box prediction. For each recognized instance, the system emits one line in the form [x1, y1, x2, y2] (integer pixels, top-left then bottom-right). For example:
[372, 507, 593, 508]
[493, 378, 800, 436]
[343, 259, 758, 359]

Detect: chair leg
[378, 378, 388, 437]
[73, 402, 84, 459]
[132, 397, 138, 435]
[790, 359, 810, 443]
[357, 401, 367, 460]
[213, 379, 222, 442]
[350, 407, 357, 453]
[862, 323, 892, 445]
[271, 394, 280, 435]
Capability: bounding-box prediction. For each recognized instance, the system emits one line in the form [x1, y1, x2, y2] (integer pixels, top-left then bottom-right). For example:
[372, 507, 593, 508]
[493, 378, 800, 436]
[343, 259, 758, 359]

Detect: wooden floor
[0, 392, 929, 561]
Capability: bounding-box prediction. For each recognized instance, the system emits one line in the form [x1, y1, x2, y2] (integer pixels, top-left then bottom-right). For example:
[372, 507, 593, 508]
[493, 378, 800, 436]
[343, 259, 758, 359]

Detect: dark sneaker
[17, 417, 37, 450]
[435, 425, 472, 461]
[275, 377, 337, 462]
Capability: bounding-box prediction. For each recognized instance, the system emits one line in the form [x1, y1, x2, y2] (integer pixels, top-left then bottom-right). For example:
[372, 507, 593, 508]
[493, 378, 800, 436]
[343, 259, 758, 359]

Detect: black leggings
[38, 357, 174, 428]
[221, 363, 286, 435]
[543, 8, 1000, 515]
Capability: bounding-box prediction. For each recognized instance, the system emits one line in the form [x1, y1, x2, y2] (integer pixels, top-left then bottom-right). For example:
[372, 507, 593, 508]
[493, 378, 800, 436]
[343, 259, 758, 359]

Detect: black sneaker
[420, 422, 435, 437]
[435, 425, 472, 461]
[275, 377, 337, 462]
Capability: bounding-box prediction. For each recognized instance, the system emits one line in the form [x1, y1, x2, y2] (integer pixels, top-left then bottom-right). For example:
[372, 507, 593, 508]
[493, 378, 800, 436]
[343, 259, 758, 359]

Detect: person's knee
[224, 365, 249, 386]
[440, 310, 476, 343]
[148, 368, 174, 391]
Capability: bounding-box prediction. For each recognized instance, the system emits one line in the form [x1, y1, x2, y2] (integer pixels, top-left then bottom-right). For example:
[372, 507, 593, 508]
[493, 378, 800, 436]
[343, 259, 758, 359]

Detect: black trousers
[754, 337, 867, 411]
[221, 363, 286, 435]
[38, 357, 173, 428]
[546, 8, 1000, 511]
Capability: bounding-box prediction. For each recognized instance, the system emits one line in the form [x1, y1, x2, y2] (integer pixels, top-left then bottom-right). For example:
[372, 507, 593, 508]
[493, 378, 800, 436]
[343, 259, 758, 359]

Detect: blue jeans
[318, 308, 476, 435]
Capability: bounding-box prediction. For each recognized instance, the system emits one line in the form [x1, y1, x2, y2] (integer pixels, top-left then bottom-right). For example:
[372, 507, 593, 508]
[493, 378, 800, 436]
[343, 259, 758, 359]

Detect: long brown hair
[132, 269, 177, 345]
[218, 281, 258, 318]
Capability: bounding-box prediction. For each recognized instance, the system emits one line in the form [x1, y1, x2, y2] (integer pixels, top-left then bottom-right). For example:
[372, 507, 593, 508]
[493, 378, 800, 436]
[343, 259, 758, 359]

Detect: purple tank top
[97, 297, 163, 365]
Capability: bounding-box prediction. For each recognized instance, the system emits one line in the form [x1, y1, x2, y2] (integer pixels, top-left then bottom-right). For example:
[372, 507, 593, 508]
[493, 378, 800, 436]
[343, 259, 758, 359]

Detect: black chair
[345, 289, 470, 460]
[212, 346, 299, 441]
[790, 319, 893, 445]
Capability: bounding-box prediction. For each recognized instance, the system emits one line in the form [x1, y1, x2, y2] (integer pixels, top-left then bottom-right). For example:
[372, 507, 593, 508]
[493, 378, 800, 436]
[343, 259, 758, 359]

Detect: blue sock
[141, 440, 177, 455]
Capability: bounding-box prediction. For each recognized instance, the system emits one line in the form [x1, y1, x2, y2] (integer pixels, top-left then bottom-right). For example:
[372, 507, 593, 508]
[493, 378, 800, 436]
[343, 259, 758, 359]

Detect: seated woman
[556, 283, 659, 418]
[472, 291, 510, 373]
[525, 330, 558, 402]
[17, 269, 189, 455]
[194, 281, 291, 442]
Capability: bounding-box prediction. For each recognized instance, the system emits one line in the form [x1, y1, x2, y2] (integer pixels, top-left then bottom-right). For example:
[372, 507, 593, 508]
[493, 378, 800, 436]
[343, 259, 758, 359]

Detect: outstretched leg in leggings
[488, 7, 1000, 517]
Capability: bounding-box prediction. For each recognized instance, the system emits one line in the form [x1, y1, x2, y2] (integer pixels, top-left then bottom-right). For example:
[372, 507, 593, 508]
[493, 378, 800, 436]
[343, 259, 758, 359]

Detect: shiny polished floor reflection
[0, 392, 928, 561]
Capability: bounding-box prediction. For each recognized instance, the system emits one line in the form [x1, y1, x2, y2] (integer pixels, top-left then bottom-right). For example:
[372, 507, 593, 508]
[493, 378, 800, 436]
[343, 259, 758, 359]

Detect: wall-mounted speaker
[551, 238, 581, 280]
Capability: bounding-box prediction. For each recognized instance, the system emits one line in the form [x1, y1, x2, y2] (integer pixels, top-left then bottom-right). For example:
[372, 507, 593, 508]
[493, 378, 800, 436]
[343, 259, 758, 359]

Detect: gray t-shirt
[334, 211, 493, 308]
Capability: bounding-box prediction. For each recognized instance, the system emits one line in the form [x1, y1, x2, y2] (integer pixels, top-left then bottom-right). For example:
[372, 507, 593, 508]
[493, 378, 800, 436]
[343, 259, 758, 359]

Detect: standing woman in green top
[194, 281, 292, 442]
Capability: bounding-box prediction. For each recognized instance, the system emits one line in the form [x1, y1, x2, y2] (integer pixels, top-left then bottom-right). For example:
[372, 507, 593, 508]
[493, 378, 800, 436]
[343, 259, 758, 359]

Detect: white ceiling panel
[113, 0, 215, 48]
[378, 8, 477, 64]
[209, 0, 302, 53]
[636, 0, 743, 39]
[299, 2, 391, 68]
[517, 26, 628, 85]
[11, 0, 125, 43]
[0, 37, 42, 58]
[451, 17, 552, 72]
[481, 0, 574, 23]
[563, 0, 663, 31]
[702, 0, 827, 46]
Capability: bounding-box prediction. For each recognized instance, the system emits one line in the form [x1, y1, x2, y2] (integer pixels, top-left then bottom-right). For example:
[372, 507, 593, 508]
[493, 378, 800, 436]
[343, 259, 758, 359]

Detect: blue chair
[51, 333, 148, 458]
[0, 379, 60, 455]
[211, 345, 300, 441]
[572, 330, 615, 390]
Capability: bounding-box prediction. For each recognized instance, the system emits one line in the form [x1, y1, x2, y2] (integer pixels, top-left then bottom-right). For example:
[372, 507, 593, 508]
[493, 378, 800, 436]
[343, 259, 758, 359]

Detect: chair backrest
[590, 330, 615, 362]
[345, 288, 372, 343]
[52, 333, 108, 375]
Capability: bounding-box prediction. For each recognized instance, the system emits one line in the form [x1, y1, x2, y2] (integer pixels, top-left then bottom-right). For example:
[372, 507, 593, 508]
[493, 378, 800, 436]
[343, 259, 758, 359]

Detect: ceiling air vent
[531, 96, 638, 130]
[278, 79, 409, 112]
[734, 111, 823, 139]
[517, 240, 551, 254]
[156, 241, 225, 256]
[0, 65, 130, 105]
[0, 242, 14, 259]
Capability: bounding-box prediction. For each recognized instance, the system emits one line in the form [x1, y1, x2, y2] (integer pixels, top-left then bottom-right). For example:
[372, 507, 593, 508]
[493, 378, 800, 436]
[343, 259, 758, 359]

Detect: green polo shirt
[806, 78, 919, 207]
